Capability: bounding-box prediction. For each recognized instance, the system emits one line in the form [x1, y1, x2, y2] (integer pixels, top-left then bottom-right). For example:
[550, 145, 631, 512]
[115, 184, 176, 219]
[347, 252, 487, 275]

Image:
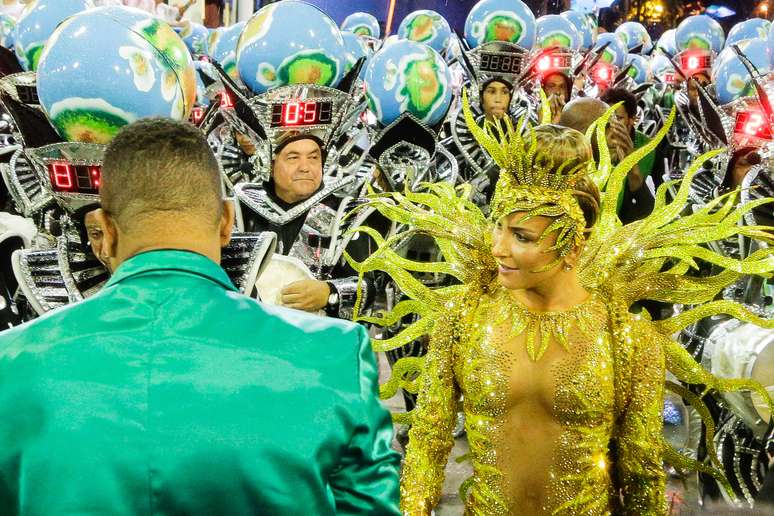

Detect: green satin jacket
[0, 250, 400, 515]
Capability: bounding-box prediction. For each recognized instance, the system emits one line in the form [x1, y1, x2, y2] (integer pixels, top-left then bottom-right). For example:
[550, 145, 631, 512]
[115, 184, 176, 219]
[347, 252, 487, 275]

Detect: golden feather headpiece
[461, 90, 589, 263]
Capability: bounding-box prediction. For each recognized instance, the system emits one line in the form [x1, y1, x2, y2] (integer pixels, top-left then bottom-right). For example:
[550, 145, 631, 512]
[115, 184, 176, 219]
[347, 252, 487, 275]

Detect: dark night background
[255, 1, 769, 37]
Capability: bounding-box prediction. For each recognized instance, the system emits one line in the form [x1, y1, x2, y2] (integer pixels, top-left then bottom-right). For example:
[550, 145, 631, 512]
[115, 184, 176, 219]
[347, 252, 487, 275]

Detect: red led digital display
[47, 162, 101, 194]
[219, 92, 234, 109]
[537, 54, 571, 73]
[734, 110, 773, 140]
[270, 100, 333, 127]
[190, 106, 205, 125]
[664, 72, 675, 84]
[593, 63, 614, 84]
[680, 52, 711, 73]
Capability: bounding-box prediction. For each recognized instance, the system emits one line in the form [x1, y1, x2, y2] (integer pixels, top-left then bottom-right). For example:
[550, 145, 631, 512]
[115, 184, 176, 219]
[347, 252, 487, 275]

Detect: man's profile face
[272, 138, 323, 204]
[85, 209, 112, 272]
[543, 73, 569, 102]
[482, 81, 511, 120]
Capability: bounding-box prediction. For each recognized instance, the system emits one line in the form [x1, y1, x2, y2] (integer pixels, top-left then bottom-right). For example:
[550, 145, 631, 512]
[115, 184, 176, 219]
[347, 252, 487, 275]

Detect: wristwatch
[326, 282, 339, 307]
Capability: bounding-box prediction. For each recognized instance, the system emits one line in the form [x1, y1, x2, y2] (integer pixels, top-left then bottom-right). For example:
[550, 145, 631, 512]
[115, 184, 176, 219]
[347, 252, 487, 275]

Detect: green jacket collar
[104, 249, 238, 292]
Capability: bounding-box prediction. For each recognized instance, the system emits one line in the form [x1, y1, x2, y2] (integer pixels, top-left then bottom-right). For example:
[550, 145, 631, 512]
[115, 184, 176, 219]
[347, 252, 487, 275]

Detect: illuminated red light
[219, 92, 234, 109]
[190, 106, 205, 124]
[687, 56, 699, 71]
[734, 110, 773, 140]
[49, 162, 74, 191]
[282, 101, 321, 126]
[538, 56, 551, 72]
[89, 166, 101, 189]
[664, 72, 675, 84]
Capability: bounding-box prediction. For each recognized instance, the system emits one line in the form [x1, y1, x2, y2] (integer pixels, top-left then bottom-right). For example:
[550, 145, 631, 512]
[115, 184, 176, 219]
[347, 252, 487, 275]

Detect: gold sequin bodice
[400, 286, 667, 516]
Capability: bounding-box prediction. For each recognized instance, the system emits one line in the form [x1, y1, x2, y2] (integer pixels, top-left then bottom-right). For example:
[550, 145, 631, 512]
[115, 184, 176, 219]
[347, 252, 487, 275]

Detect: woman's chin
[497, 272, 524, 290]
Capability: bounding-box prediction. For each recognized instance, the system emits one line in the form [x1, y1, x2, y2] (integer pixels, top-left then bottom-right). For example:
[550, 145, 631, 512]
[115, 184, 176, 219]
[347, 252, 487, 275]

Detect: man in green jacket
[0, 118, 401, 515]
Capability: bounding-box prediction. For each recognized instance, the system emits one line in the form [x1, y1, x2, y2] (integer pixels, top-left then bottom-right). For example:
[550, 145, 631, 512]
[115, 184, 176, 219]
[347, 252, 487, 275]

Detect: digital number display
[48, 162, 101, 194]
[190, 106, 206, 125]
[593, 63, 614, 84]
[664, 72, 675, 84]
[537, 54, 571, 72]
[681, 53, 711, 72]
[734, 110, 773, 140]
[219, 92, 235, 109]
[270, 100, 333, 127]
[17, 85, 39, 105]
[479, 52, 522, 74]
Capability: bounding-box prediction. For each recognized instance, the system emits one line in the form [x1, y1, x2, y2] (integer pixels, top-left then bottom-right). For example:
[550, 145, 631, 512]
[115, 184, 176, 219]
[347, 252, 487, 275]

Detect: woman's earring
[563, 263, 573, 271]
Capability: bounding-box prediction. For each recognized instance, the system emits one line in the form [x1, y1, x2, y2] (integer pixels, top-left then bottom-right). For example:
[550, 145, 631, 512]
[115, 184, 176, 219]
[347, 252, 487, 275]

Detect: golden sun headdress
[461, 91, 589, 266]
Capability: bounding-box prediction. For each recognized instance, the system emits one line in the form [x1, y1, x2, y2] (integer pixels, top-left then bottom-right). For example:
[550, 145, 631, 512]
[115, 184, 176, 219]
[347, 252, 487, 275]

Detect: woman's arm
[400, 305, 461, 515]
[615, 321, 667, 515]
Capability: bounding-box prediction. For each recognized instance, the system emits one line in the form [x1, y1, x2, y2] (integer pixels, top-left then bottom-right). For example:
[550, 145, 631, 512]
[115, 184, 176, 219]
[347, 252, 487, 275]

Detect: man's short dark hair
[101, 118, 222, 234]
[599, 87, 638, 118]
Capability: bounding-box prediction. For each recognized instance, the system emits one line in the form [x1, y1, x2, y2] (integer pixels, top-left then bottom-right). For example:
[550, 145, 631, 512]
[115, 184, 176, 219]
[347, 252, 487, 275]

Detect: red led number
[220, 92, 234, 109]
[735, 111, 772, 140]
[89, 166, 101, 189]
[50, 163, 73, 190]
[687, 56, 699, 71]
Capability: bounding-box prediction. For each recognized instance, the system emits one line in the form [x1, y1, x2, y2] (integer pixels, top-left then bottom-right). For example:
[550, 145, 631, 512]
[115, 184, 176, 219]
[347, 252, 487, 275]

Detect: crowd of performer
[0, 0, 772, 514]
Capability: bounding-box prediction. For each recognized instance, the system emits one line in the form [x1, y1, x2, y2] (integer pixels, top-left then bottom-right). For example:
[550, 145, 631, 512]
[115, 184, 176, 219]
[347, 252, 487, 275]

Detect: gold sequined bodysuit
[400, 287, 665, 515]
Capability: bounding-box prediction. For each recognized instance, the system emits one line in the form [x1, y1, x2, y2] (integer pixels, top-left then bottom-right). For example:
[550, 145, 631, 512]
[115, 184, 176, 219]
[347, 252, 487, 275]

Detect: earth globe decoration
[397, 10, 451, 54]
[178, 21, 209, 56]
[725, 18, 770, 48]
[712, 38, 774, 105]
[364, 39, 452, 127]
[341, 30, 369, 78]
[560, 10, 595, 51]
[676, 14, 725, 54]
[0, 13, 14, 49]
[534, 14, 580, 51]
[341, 12, 380, 38]
[464, 0, 536, 51]
[594, 32, 627, 68]
[650, 53, 675, 83]
[236, 0, 348, 95]
[14, 0, 95, 71]
[615, 21, 652, 54]
[656, 28, 677, 56]
[626, 53, 650, 85]
[209, 21, 245, 80]
[37, 6, 196, 144]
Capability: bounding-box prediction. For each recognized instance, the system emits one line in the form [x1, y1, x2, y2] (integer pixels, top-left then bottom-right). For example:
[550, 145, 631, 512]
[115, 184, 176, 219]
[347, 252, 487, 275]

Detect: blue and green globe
[364, 39, 452, 127]
[237, 0, 348, 94]
[464, 0, 536, 50]
[37, 6, 196, 144]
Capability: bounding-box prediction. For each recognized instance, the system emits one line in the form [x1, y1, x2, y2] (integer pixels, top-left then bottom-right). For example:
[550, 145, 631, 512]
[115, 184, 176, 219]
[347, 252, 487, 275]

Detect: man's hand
[281, 280, 331, 312]
[549, 93, 565, 124]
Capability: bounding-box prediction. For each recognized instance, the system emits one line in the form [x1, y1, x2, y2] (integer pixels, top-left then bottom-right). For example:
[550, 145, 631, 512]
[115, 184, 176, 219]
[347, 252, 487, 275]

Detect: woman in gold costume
[348, 98, 774, 515]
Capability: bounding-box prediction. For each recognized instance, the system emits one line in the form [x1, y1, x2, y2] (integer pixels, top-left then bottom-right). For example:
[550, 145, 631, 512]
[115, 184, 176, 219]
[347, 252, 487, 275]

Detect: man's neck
[114, 232, 222, 270]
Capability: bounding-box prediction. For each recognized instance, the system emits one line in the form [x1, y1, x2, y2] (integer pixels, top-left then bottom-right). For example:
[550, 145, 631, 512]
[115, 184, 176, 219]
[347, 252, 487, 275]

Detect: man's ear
[93, 208, 118, 259]
[219, 199, 235, 247]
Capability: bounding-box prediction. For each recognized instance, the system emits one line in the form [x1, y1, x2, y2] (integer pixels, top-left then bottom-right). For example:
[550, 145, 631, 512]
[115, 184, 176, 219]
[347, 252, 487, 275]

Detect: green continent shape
[406, 14, 434, 42]
[27, 44, 43, 71]
[278, 53, 337, 86]
[141, 19, 189, 72]
[485, 16, 523, 43]
[52, 108, 129, 144]
[401, 56, 442, 119]
[684, 36, 710, 51]
[543, 34, 571, 48]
